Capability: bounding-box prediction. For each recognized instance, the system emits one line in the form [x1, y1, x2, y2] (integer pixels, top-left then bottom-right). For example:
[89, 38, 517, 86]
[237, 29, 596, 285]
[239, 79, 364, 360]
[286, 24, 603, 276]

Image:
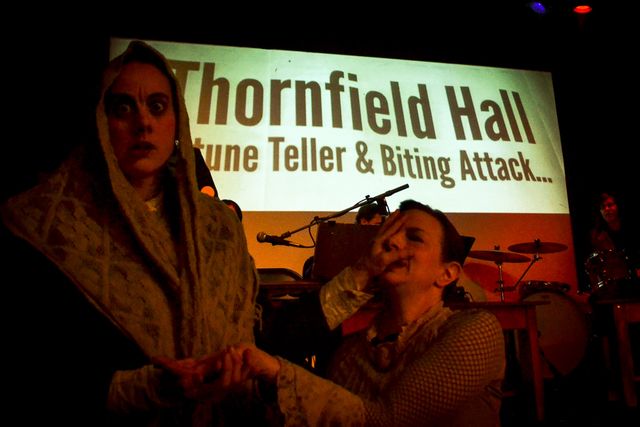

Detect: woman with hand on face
[1, 41, 260, 425]
[232, 200, 506, 426]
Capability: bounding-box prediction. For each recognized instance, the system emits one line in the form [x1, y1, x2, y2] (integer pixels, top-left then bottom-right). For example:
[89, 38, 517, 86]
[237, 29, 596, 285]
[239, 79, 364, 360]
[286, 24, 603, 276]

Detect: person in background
[355, 200, 388, 225]
[229, 200, 506, 426]
[302, 201, 389, 280]
[585, 190, 639, 403]
[587, 191, 639, 291]
[1, 40, 261, 425]
[222, 199, 243, 222]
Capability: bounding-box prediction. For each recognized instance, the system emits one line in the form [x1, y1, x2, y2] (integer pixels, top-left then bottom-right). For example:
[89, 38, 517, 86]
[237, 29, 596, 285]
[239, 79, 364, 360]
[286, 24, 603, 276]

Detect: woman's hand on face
[352, 210, 410, 287]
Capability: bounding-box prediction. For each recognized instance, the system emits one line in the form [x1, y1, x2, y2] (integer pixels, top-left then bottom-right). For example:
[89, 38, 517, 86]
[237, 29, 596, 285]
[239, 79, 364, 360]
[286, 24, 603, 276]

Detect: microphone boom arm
[277, 184, 409, 240]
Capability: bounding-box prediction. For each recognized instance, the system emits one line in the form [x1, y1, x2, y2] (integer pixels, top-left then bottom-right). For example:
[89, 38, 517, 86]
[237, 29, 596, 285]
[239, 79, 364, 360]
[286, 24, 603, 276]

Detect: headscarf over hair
[1, 41, 258, 361]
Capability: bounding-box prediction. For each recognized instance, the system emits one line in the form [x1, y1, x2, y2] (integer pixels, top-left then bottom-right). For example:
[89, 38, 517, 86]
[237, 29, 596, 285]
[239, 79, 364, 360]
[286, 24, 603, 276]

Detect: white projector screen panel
[110, 38, 580, 304]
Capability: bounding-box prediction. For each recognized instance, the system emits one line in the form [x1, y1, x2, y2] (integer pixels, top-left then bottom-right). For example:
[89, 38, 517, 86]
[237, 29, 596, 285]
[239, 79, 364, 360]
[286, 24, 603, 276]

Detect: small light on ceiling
[573, 5, 593, 14]
[527, 2, 547, 15]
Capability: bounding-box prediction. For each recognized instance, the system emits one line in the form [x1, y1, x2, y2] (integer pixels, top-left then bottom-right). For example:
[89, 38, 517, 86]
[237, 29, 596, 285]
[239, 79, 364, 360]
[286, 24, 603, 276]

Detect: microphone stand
[277, 184, 409, 241]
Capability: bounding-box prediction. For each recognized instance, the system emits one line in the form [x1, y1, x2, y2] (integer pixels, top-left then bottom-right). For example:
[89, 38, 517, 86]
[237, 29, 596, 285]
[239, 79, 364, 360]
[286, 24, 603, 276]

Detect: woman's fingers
[151, 345, 270, 402]
[356, 210, 407, 276]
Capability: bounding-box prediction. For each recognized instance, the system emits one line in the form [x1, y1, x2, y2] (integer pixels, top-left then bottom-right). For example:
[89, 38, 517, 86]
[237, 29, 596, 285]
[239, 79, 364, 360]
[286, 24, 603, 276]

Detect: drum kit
[469, 239, 634, 298]
[468, 238, 568, 302]
[468, 239, 590, 378]
[467, 239, 635, 379]
[583, 249, 634, 294]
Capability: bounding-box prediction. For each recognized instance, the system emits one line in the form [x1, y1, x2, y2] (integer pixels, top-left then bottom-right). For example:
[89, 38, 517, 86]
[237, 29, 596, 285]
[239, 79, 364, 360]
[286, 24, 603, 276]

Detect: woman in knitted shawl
[1, 41, 259, 425]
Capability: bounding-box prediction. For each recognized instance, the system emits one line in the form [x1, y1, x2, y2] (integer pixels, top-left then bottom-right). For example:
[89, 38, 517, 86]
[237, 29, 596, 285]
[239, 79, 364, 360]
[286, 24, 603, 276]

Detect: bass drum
[521, 290, 590, 378]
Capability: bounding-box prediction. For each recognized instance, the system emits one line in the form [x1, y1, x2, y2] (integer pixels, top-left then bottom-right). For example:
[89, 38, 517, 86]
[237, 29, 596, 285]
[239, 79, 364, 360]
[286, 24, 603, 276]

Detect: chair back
[258, 267, 303, 283]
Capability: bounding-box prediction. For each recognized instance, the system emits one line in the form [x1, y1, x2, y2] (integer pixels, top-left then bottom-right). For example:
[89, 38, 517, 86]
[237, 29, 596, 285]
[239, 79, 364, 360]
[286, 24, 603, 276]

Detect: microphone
[378, 183, 409, 199]
[363, 184, 407, 215]
[256, 232, 294, 246]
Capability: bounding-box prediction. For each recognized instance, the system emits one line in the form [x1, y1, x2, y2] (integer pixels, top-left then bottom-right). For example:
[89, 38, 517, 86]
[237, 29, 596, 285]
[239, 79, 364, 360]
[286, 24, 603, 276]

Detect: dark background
[5, 1, 637, 282]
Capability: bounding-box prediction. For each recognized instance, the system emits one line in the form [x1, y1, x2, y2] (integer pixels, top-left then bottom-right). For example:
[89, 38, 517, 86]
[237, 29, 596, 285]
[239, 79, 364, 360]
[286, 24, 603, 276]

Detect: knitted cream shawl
[1, 41, 258, 360]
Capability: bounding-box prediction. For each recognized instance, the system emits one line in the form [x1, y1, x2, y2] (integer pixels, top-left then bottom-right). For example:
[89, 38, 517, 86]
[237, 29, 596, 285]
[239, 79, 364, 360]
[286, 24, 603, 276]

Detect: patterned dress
[275, 267, 505, 426]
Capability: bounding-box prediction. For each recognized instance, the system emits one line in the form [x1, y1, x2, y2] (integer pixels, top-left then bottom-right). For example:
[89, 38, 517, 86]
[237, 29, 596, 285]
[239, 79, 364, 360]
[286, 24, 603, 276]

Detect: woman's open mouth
[129, 141, 155, 156]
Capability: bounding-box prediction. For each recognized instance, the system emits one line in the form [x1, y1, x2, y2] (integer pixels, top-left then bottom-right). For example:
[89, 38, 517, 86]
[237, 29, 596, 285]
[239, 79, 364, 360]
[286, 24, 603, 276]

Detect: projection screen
[110, 37, 578, 302]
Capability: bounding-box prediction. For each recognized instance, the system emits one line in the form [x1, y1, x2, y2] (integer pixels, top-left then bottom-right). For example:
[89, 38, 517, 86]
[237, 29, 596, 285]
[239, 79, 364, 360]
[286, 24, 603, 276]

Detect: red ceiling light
[573, 5, 593, 14]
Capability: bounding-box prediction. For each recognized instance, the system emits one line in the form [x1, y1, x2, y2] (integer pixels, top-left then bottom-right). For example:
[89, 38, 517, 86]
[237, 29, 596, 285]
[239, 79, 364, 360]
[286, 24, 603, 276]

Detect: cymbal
[508, 241, 568, 254]
[467, 250, 531, 263]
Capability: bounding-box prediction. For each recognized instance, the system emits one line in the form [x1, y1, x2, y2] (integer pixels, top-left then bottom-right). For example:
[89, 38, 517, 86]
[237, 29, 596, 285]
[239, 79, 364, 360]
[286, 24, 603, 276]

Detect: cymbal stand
[490, 245, 507, 302]
[512, 252, 542, 291]
[495, 261, 507, 302]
